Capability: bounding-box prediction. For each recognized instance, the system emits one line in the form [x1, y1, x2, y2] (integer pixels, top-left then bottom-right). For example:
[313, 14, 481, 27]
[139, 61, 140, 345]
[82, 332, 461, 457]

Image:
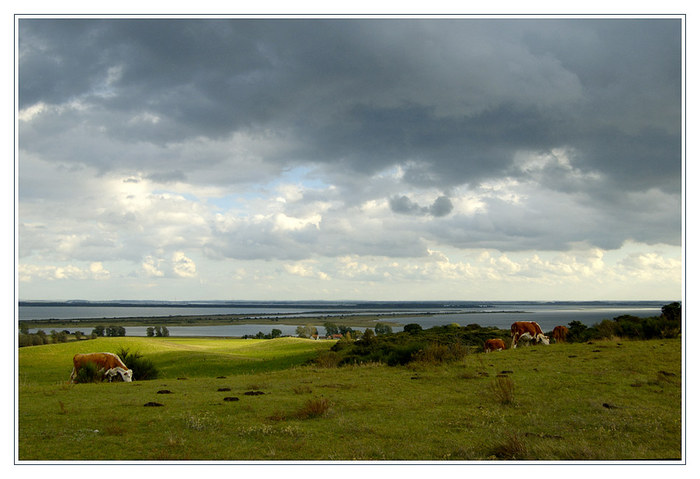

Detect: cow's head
[105, 367, 133, 382]
[539, 335, 550, 345]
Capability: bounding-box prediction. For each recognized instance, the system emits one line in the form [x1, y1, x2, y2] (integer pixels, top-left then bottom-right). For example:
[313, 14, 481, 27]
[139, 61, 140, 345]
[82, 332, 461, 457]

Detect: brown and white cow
[552, 325, 569, 343]
[69, 352, 133, 383]
[510, 321, 549, 348]
[484, 338, 507, 352]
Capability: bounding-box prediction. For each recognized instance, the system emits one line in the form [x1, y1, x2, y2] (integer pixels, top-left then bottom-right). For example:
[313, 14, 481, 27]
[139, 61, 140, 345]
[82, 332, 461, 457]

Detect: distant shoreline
[18, 310, 531, 329]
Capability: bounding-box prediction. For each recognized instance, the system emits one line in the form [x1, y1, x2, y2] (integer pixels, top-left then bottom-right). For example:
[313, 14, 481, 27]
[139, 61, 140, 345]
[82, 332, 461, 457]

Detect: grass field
[17, 336, 682, 461]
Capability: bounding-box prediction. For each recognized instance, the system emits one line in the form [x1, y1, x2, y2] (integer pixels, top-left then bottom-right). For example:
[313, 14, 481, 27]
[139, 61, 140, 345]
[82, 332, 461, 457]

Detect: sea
[18, 300, 672, 337]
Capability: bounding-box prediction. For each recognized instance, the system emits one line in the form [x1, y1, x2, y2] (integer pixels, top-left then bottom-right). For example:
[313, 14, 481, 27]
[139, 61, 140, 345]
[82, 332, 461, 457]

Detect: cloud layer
[17, 17, 682, 300]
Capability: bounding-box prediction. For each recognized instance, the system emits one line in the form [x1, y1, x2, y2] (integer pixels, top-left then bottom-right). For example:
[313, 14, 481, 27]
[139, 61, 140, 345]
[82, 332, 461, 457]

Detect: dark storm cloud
[19, 18, 680, 190]
[18, 17, 682, 254]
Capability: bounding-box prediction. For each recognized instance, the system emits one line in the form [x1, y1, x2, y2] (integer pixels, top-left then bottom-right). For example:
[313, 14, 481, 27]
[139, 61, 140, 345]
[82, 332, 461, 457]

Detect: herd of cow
[67, 321, 569, 383]
[484, 321, 569, 352]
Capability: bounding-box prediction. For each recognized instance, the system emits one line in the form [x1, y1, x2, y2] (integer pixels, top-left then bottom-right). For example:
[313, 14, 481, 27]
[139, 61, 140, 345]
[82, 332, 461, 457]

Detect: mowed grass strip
[17, 337, 681, 461]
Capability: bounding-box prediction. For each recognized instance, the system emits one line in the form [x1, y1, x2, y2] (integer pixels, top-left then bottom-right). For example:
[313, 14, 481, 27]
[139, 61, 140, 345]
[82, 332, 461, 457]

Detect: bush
[361, 328, 376, 343]
[612, 315, 643, 339]
[116, 347, 159, 380]
[386, 343, 425, 366]
[490, 433, 527, 459]
[314, 351, 342, 368]
[414, 342, 469, 365]
[403, 323, 423, 334]
[591, 319, 616, 340]
[74, 362, 103, 384]
[295, 398, 331, 419]
[585, 304, 681, 341]
[329, 324, 498, 366]
[566, 321, 592, 342]
[18, 332, 51, 347]
[490, 376, 515, 405]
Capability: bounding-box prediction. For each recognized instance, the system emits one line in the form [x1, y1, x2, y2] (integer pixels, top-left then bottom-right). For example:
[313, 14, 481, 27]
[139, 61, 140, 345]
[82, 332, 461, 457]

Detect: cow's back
[531, 322, 544, 335]
[512, 321, 536, 336]
[73, 352, 125, 370]
[553, 326, 568, 342]
[485, 338, 506, 351]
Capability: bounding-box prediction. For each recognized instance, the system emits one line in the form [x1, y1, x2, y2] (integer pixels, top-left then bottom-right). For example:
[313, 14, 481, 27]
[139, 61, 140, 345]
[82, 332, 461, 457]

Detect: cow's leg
[511, 333, 518, 349]
[69, 367, 76, 383]
[517, 332, 533, 347]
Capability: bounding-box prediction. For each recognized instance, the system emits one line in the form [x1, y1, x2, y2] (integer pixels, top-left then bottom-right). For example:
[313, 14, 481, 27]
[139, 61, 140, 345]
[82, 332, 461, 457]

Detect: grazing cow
[552, 325, 569, 343]
[70, 352, 133, 383]
[484, 338, 507, 352]
[104, 367, 131, 382]
[510, 321, 550, 349]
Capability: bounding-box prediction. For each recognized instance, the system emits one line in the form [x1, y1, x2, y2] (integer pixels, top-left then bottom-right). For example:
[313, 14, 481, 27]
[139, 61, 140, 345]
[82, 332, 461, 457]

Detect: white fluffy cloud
[19, 262, 110, 282]
[173, 252, 197, 278]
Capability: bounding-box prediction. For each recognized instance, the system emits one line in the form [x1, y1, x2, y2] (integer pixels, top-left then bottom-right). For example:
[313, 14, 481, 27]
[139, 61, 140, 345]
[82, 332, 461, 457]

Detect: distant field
[17, 336, 682, 461]
[20, 313, 408, 329]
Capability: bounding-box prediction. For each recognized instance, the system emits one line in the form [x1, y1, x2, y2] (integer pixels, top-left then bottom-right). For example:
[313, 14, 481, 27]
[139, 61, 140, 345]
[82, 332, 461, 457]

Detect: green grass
[17, 337, 682, 461]
[18, 336, 333, 385]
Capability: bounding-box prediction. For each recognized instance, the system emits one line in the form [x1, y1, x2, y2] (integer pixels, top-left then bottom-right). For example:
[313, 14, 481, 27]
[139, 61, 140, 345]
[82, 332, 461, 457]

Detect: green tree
[567, 320, 590, 342]
[106, 325, 126, 337]
[404, 323, 423, 334]
[18, 334, 31, 347]
[49, 330, 68, 343]
[375, 322, 393, 335]
[35, 330, 48, 344]
[146, 327, 154, 337]
[92, 325, 105, 337]
[361, 328, 376, 343]
[324, 322, 339, 336]
[338, 325, 354, 336]
[270, 328, 282, 338]
[662, 302, 681, 323]
[296, 324, 317, 338]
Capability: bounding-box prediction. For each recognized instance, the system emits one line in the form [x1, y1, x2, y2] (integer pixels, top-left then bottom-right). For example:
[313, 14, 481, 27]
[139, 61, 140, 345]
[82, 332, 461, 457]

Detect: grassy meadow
[17, 335, 682, 461]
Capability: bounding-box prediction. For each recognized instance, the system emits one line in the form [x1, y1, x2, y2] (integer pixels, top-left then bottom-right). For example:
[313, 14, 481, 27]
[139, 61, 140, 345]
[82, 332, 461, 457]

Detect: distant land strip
[18, 310, 527, 329]
[18, 300, 497, 309]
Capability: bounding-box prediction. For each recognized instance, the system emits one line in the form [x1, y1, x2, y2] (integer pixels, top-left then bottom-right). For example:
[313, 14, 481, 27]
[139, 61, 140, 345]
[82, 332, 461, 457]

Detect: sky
[15, 16, 683, 302]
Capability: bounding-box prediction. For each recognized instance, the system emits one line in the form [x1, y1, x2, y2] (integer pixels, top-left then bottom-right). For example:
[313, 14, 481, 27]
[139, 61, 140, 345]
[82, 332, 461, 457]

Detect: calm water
[19, 301, 669, 337]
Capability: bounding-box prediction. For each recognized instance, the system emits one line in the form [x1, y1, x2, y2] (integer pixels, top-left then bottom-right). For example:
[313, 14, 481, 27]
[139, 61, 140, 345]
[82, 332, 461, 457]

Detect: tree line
[18, 323, 172, 347]
[561, 301, 681, 342]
